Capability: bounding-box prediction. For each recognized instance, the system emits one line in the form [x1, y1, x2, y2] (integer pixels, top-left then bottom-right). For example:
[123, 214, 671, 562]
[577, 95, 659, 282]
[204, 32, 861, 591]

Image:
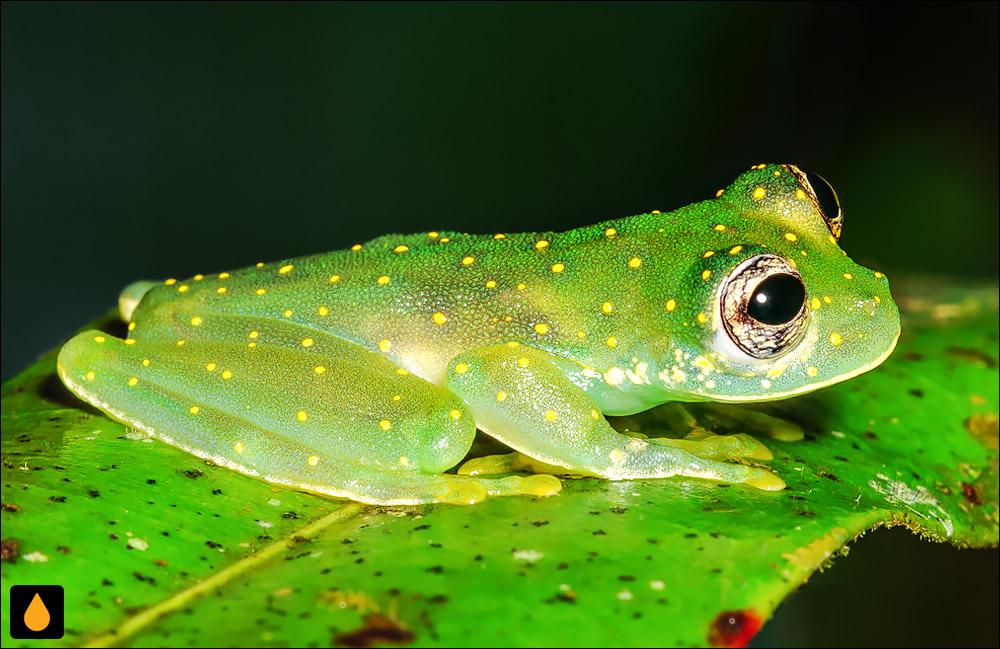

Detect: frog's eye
[719, 254, 808, 360]
[789, 166, 843, 240]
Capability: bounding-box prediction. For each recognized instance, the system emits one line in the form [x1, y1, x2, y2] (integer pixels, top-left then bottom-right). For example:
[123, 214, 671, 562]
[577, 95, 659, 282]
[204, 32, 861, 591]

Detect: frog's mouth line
[705, 330, 900, 403]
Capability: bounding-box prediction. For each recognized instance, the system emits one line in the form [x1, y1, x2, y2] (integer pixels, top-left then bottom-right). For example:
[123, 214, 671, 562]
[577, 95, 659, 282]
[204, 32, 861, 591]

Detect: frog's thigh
[445, 343, 785, 491]
[57, 331, 559, 505]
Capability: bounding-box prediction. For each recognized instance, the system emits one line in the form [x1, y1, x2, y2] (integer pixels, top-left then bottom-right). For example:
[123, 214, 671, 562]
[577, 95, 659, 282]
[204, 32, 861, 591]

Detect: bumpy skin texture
[57, 164, 901, 505]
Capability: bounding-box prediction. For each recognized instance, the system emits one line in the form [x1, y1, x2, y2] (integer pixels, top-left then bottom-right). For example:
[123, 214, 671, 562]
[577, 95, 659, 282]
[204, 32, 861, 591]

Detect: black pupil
[747, 274, 805, 325]
[804, 170, 840, 221]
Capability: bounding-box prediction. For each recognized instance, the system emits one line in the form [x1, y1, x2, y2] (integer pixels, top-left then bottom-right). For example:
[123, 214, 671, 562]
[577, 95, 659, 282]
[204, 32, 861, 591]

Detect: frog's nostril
[863, 299, 878, 317]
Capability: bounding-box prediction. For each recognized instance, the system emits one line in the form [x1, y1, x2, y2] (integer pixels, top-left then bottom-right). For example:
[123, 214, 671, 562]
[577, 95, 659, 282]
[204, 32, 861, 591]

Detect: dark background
[2, 2, 997, 646]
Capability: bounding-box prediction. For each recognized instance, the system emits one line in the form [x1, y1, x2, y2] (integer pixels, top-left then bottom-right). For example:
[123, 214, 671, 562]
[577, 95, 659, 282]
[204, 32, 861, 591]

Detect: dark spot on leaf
[88, 490, 100, 498]
[610, 506, 627, 514]
[1, 538, 20, 562]
[146, 479, 156, 484]
[821, 473, 842, 483]
[181, 469, 203, 479]
[592, 530, 606, 536]
[685, 533, 698, 539]
[49, 496, 66, 503]
[473, 554, 483, 562]
[57, 545, 70, 554]
[863, 431, 878, 441]
[427, 595, 448, 604]
[212, 489, 222, 495]
[333, 611, 415, 648]
[282, 511, 299, 519]
[945, 346, 996, 368]
[109, 534, 119, 541]
[902, 350, 923, 362]
[708, 609, 762, 648]
[205, 541, 222, 549]
[412, 525, 430, 532]
[618, 575, 635, 582]
[154, 559, 168, 566]
[132, 571, 157, 586]
[557, 562, 568, 570]
[101, 578, 113, 586]
[908, 389, 924, 398]
[425, 565, 443, 574]
[834, 456, 850, 462]
[788, 495, 806, 501]
[1, 503, 19, 513]
[532, 520, 549, 527]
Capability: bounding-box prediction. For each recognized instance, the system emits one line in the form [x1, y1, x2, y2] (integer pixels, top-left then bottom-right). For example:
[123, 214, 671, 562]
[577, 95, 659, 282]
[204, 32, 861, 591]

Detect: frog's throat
[706, 331, 900, 403]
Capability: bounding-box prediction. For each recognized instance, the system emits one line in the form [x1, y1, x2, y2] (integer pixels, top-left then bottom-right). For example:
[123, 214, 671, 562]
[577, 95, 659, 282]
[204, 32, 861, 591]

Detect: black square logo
[9, 585, 64, 639]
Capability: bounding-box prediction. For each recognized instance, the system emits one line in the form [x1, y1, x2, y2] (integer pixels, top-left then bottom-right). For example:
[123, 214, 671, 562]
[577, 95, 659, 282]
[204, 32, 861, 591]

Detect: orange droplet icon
[25, 592, 51, 632]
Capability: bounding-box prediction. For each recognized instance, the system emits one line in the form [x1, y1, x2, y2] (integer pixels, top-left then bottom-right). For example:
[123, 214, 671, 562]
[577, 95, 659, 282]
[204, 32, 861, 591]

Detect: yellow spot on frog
[496, 391, 507, 402]
[843, 273, 853, 280]
[713, 224, 726, 232]
[697, 313, 707, 324]
[178, 285, 189, 293]
[308, 455, 319, 466]
[377, 275, 390, 285]
[823, 295, 832, 304]
[517, 282, 526, 291]
[193, 274, 204, 281]
[703, 251, 714, 258]
[729, 245, 743, 255]
[279, 265, 294, 274]
[297, 411, 308, 422]
[256, 288, 266, 295]
[601, 301, 613, 314]
[517, 356, 530, 368]
[785, 232, 797, 242]
[551, 263, 565, 273]
[545, 410, 557, 421]
[752, 187, 767, 200]
[216, 287, 227, 294]
[795, 188, 807, 200]
[249, 330, 259, 339]
[351, 244, 362, 251]
[190, 406, 200, 414]
[535, 240, 549, 250]
[379, 420, 391, 431]
[701, 269, 712, 280]
[378, 340, 391, 352]
[534, 323, 550, 335]
[329, 274, 341, 283]
[605, 227, 617, 238]
[665, 299, 677, 312]
[219, 272, 230, 279]
[806, 366, 818, 377]
[125, 339, 136, 345]
[433, 312, 448, 325]
[398, 456, 410, 467]
[142, 359, 150, 366]
[284, 309, 293, 318]
[206, 363, 217, 372]
[628, 257, 642, 269]
[395, 368, 408, 376]
[165, 278, 177, 285]
[449, 409, 462, 419]
[440, 237, 450, 243]
[609, 448, 627, 464]
[454, 363, 469, 374]
[85, 371, 95, 382]
[176, 340, 185, 346]
[302, 338, 314, 347]
[606, 336, 618, 348]
[428, 231, 439, 239]
[874, 271, 885, 279]
[314, 366, 326, 374]
[190, 317, 202, 326]
[811, 297, 822, 310]
[128, 377, 138, 387]
[128, 322, 136, 331]
[591, 409, 600, 419]
[235, 441, 244, 455]
[394, 245, 409, 253]
[318, 306, 329, 316]
[221, 370, 233, 380]
[493, 233, 506, 240]
[485, 280, 497, 289]
[94, 335, 106, 343]
[715, 189, 725, 197]
[462, 256, 475, 266]
[830, 332, 843, 346]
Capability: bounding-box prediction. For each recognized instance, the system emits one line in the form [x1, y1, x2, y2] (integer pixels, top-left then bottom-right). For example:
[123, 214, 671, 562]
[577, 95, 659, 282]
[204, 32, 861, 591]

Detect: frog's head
[659, 164, 900, 402]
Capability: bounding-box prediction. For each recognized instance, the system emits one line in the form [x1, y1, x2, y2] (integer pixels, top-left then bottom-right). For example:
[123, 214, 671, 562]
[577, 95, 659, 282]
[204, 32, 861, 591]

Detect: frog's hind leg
[57, 329, 559, 505]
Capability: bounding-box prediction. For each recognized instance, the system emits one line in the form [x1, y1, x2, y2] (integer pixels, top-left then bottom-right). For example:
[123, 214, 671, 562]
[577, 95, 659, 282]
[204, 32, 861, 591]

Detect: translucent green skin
[58, 164, 901, 504]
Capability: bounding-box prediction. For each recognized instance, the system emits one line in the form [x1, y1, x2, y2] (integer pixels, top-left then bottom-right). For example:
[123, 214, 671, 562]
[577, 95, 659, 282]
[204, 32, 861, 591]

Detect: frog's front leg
[445, 343, 785, 490]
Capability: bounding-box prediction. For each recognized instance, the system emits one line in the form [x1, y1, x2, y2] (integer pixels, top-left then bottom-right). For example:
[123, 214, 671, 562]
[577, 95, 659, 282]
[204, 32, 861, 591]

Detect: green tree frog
[57, 164, 900, 505]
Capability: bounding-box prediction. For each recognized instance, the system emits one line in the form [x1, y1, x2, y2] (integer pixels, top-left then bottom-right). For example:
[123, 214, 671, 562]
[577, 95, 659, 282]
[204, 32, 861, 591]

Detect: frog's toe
[650, 432, 773, 461]
[458, 452, 570, 477]
[430, 473, 561, 504]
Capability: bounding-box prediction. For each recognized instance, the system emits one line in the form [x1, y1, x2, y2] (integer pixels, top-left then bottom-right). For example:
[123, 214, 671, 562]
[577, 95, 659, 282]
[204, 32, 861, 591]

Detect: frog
[57, 164, 901, 505]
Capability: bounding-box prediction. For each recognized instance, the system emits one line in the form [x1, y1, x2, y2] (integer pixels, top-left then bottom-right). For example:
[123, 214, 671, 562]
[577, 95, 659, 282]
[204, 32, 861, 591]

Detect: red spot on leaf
[961, 482, 981, 505]
[708, 609, 762, 648]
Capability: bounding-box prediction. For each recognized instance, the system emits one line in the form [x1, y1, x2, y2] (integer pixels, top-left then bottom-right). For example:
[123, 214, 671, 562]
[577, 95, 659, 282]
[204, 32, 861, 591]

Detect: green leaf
[2, 277, 997, 648]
